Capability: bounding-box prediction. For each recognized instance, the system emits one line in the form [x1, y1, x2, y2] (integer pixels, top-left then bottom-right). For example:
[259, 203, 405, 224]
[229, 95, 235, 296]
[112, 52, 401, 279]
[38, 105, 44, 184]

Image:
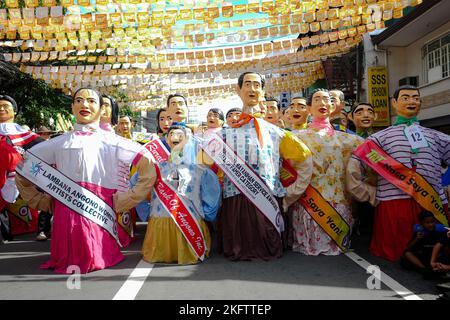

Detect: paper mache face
[226, 111, 242, 127]
[349, 104, 376, 129]
[308, 90, 334, 120]
[392, 89, 421, 118]
[158, 110, 173, 134]
[167, 96, 188, 123]
[0, 99, 15, 123]
[264, 100, 280, 125]
[288, 98, 309, 126]
[207, 111, 223, 129]
[117, 116, 131, 135]
[167, 128, 187, 151]
[236, 73, 264, 109]
[100, 97, 112, 124]
[72, 89, 102, 125]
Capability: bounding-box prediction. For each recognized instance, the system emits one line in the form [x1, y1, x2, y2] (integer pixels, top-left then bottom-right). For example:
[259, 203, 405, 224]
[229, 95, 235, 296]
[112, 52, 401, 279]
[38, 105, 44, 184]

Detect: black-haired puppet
[225, 108, 242, 127]
[116, 115, 132, 139]
[15, 87, 155, 274]
[347, 85, 450, 261]
[0, 95, 43, 239]
[140, 124, 221, 265]
[166, 94, 188, 123]
[290, 88, 363, 256]
[100, 95, 119, 133]
[348, 103, 377, 139]
[264, 97, 281, 126]
[205, 108, 224, 134]
[212, 72, 312, 261]
[287, 97, 309, 131]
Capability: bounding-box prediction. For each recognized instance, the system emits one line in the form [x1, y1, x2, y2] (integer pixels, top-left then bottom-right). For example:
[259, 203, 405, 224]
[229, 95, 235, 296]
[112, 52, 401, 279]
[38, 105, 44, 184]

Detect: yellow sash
[299, 186, 351, 251]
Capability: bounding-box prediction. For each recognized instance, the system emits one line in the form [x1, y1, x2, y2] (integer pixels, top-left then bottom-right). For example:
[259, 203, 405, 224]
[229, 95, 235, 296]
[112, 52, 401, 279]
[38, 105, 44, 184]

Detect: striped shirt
[365, 124, 450, 203]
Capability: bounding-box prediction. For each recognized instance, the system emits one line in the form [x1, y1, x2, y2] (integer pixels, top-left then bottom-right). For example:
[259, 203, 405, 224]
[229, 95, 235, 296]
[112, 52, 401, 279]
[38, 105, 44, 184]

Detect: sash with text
[200, 134, 284, 234]
[144, 138, 170, 163]
[281, 160, 351, 251]
[16, 151, 122, 245]
[298, 186, 351, 251]
[146, 138, 206, 260]
[353, 140, 448, 226]
[154, 165, 206, 261]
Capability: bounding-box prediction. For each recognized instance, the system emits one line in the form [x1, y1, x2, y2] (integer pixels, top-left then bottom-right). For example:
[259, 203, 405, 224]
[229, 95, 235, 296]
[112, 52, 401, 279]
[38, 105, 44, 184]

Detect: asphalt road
[0, 222, 447, 301]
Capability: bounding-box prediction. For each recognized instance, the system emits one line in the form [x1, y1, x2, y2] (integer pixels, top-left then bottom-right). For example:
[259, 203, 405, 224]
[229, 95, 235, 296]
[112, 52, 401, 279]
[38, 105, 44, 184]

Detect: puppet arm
[346, 156, 378, 206]
[114, 153, 156, 213]
[280, 131, 313, 211]
[15, 174, 53, 212]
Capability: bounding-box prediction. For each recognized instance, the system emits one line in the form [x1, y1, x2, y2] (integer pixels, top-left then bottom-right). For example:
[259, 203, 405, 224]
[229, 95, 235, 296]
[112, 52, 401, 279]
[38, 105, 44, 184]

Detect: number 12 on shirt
[404, 125, 429, 150]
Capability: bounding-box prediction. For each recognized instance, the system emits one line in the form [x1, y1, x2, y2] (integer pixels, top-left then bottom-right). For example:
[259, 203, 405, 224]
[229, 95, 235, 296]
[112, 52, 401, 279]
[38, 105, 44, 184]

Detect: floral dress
[292, 128, 363, 255]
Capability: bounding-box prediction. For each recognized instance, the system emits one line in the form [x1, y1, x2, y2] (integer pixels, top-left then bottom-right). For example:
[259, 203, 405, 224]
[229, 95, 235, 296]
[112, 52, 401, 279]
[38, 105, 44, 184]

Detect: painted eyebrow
[75, 96, 97, 100]
[400, 93, 420, 97]
[354, 105, 374, 112]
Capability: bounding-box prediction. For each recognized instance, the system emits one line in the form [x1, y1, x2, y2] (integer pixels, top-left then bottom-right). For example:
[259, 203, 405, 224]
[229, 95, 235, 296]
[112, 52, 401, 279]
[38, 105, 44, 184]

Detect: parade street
[0, 223, 445, 301]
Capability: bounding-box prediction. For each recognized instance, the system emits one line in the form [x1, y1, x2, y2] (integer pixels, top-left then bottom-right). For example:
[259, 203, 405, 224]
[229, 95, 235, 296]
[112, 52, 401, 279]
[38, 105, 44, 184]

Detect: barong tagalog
[16, 151, 121, 246]
[354, 139, 448, 226]
[200, 133, 284, 234]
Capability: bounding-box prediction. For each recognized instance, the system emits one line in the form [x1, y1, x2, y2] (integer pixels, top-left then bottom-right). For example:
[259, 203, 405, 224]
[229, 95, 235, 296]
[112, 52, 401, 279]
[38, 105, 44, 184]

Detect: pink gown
[27, 124, 146, 274]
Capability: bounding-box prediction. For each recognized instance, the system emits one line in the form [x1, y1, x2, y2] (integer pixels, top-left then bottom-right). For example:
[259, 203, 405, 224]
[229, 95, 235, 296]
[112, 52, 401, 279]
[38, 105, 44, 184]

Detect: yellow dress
[141, 162, 220, 264]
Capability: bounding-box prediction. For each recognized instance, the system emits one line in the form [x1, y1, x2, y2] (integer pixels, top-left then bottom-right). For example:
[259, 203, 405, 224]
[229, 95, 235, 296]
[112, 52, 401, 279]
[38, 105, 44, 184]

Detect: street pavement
[0, 222, 447, 301]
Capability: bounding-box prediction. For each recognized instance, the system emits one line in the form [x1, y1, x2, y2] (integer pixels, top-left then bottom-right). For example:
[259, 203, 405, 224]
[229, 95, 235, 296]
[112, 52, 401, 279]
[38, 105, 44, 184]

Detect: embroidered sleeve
[113, 153, 156, 213]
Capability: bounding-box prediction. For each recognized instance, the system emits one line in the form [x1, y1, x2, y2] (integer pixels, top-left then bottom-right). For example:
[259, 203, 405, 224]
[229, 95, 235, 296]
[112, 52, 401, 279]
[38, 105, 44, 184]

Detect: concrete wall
[363, 20, 450, 123]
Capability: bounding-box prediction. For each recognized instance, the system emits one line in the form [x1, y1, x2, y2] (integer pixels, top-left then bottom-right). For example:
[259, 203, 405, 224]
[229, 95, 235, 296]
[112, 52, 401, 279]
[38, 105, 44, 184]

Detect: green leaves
[0, 63, 72, 129]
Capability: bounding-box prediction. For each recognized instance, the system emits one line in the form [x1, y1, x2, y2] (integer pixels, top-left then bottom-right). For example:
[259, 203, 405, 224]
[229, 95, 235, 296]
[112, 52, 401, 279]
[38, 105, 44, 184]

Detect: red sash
[145, 138, 206, 260]
[353, 140, 449, 226]
[5, 131, 40, 147]
[144, 138, 170, 163]
[280, 159, 298, 187]
[154, 166, 206, 260]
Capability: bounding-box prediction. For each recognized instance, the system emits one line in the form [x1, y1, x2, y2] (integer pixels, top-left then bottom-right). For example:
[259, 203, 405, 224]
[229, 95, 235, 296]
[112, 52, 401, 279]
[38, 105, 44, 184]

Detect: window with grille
[422, 33, 450, 84]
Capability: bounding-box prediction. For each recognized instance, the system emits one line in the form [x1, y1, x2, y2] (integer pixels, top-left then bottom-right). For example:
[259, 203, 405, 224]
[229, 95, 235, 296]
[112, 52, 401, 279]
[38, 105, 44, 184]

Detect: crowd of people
[1, 72, 450, 283]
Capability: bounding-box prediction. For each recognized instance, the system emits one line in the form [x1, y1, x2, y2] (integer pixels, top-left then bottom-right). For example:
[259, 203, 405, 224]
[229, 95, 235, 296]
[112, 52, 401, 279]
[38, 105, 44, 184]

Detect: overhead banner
[368, 66, 390, 127]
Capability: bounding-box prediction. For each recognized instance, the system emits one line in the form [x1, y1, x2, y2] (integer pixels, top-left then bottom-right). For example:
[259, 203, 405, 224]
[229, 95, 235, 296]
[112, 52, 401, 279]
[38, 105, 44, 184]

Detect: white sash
[16, 151, 121, 246]
[199, 134, 284, 234]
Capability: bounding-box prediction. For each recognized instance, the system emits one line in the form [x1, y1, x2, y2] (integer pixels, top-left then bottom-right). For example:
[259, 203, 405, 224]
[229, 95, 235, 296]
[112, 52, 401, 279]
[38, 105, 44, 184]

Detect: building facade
[362, 0, 450, 133]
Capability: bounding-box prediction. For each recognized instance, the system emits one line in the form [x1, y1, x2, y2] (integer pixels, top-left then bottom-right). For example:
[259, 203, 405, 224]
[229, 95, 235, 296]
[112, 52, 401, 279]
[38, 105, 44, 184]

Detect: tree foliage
[0, 61, 72, 130]
[107, 87, 140, 119]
